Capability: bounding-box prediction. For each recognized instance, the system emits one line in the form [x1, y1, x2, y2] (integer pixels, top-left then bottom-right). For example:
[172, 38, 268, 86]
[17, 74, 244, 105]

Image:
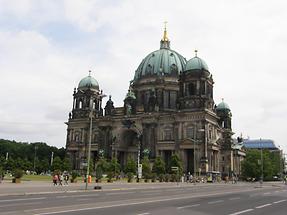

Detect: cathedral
[65, 27, 244, 177]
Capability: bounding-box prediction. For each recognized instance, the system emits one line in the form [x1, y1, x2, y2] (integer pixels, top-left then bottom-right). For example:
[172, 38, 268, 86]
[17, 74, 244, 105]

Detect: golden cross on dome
[163, 21, 168, 41]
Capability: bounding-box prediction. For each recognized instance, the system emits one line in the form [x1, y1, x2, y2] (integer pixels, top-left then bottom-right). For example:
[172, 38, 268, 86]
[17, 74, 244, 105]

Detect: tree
[62, 157, 72, 172]
[152, 157, 165, 175]
[142, 156, 151, 179]
[51, 156, 62, 171]
[242, 150, 273, 180]
[96, 158, 109, 174]
[125, 156, 136, 174]
[108, 158, 121, 177]
[0, 139, 68, 173]
[168, 154, 183, 175]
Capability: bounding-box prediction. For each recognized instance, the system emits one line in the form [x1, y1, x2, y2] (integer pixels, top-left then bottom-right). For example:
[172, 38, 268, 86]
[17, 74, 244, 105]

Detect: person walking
[52, 174, 58, 186]
[63, 173, 69, 185]
[58, 174, 63, 186]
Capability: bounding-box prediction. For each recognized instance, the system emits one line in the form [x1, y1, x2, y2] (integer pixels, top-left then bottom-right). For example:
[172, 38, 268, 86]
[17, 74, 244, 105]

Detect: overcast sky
[0, 0, 286, 152]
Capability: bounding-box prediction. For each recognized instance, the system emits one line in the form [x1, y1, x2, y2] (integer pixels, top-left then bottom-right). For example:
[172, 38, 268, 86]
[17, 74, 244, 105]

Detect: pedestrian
[190, 174, 193, 183]
[52, 174, 58, 186]
[63, 174, 69, 185]
[58, 174, 63, 186]
[187, 172, 191, 183]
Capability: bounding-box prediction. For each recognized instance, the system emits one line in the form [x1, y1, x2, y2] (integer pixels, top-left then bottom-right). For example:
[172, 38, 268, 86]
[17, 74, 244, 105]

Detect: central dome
[133, 29, 186, 81]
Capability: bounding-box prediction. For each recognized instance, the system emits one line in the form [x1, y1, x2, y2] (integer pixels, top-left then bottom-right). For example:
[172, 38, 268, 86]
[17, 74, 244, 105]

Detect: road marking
[177, 204, 200, 209]
[0, 202, 42, 208]
[273, 199, 287, 204]
[229, 197, 240, 201]
[255, 203, 271, 209]
[229, 209, 254, 215]
[136, 213, 150, 215]
[263, 192, 271, 195]
[140, 190, 162, 194]
[76, 198, 91, 201]
[208, 200, 224, 204]
[106, 191, 135, 195]
[0, 197, 46, 203]
[56, 194, 99, 198]
[29, 189, 268, 215]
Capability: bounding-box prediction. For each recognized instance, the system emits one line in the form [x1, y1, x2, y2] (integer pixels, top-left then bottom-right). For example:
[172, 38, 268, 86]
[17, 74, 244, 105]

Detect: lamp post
[278, 145, 282, 181]
[260, 138, 263, 187]
[85, 99, 93, 190]
[193, 126, 205, 184]
[50, 151, 54, 173]
[33, 145, 37, 173]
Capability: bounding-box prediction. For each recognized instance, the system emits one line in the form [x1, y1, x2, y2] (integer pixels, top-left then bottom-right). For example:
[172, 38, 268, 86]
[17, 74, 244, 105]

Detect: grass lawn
[21, 175, 52, 181]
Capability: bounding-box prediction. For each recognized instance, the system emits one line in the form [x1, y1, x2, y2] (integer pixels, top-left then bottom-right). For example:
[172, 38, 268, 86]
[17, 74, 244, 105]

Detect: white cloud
[0, 0, 286, 153]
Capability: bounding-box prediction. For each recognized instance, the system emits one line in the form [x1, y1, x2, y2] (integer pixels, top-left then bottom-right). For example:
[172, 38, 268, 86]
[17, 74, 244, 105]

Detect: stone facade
[65, 30, 244, 176]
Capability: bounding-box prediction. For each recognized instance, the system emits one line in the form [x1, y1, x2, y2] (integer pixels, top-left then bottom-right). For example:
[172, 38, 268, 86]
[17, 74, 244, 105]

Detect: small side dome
[185, 56, 209, 72]
[216, 100, 230, 111]
[78, 72, 99, 90]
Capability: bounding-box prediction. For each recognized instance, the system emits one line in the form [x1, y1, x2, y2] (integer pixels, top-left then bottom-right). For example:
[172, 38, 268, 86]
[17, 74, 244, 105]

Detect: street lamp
[193, 127, 205, 183]
[260, 138, 263, 187]
[85, 99, 93, 190]
[33, 145, 37, 173]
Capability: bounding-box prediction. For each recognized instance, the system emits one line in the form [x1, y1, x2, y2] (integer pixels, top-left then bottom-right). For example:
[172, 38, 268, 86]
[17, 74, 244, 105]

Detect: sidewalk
[0, 179, 285, 197]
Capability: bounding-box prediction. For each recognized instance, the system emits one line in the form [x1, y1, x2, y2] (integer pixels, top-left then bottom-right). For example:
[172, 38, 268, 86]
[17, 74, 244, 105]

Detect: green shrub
[151, 173, 156, 182]
[70, 170, 78, 182]
[107, 172, 113, 182]
[164, 174, 171, 182]
[125, 157, 136, 174]
[13, 169, 23, 179]
[152, 157, 165, 176]
[158, 174, 165, 182]
[127, 172, 133, 183]
[171, 174, 179, 182]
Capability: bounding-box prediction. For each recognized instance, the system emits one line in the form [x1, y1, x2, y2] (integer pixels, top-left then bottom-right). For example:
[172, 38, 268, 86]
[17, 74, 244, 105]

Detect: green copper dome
[78, 75, 99, 90]
[216, 101, 230, 111]
[185, 56, 209, 72]
[133, 34, 186, 81]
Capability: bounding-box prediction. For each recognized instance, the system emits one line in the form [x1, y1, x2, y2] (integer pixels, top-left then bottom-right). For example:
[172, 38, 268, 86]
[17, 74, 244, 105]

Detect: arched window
[163, 125, 173, 140]
[163, 129, 172, 140]
[186, 127, 194, 139]
[188, 83, 196, 95]
[79, 100, 83, 109]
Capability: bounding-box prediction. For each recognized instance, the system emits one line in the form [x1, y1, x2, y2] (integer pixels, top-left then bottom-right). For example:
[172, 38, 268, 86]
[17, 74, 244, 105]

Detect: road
[0, 183, 286, 215]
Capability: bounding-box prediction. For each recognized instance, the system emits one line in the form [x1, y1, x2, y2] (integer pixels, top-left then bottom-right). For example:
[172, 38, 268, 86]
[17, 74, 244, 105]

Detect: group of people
[185, 172, 194, 183]
[52, 173, 69, 186]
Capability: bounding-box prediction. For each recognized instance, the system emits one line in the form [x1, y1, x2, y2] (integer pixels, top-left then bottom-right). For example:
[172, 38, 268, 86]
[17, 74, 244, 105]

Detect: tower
[66, 71, 104, 170]
[178, 50, 214, 111]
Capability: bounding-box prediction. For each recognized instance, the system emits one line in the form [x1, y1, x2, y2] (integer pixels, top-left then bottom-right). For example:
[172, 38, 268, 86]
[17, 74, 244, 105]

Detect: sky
[0, 0, 286, 152]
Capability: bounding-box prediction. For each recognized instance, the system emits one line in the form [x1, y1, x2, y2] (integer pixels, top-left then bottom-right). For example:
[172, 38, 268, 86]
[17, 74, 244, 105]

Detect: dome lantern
[160, 21, 170, 49]
[216, 99, 231, 111]
[134, 27, 186, 81]
[78, 70, 99, 90]
[185, 50, 209, 72]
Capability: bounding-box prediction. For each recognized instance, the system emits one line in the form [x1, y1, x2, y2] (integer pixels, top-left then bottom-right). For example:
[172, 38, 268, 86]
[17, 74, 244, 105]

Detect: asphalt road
[0, 183, 286, 215]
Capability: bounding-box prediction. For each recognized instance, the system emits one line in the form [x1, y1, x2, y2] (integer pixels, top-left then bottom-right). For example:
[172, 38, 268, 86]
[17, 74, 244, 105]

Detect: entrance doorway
[186, 149, 194, 174]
